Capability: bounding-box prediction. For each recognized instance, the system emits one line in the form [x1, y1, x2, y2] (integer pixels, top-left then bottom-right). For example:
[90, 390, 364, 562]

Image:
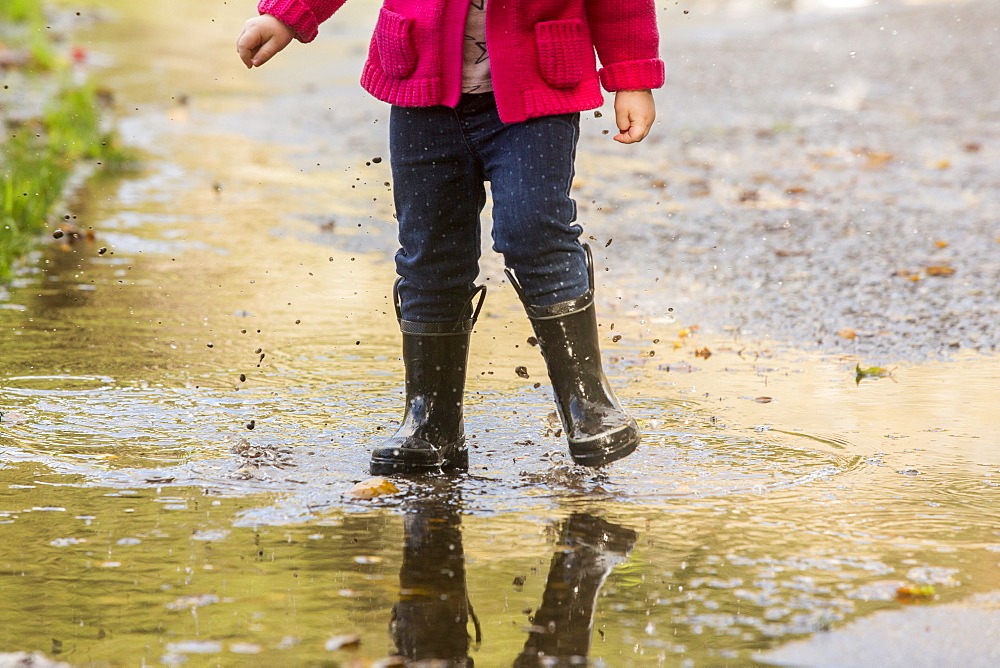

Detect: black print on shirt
[464, 34, 488, 65]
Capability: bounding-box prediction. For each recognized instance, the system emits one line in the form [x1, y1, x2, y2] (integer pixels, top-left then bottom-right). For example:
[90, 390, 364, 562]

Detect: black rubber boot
[390, 494, 479, 665]
[369, 283, 486, 476]
[514, 513, 637, 666]
[505, 246, 640, 467]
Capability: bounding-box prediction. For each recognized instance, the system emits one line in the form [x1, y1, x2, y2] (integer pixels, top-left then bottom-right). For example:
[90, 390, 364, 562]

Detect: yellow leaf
[934, 239, 949, 248]
[926, 265, 955, 277]
[347, 477, 400, 499]
[856, 364, 894, 384]
[896, 584, 935, 603]
[862, 151, 894, 169]
[837, 328, 857, 340]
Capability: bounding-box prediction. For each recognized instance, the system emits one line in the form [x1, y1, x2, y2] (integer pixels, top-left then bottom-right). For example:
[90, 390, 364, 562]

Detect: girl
[237, 0, 664, 475]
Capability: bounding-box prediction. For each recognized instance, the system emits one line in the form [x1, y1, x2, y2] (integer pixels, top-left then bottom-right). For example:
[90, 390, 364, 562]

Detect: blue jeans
[390, 92, 588, 322]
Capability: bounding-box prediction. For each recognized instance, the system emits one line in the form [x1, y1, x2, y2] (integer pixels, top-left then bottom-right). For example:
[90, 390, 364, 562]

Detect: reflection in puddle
[514, 513, 637, 666]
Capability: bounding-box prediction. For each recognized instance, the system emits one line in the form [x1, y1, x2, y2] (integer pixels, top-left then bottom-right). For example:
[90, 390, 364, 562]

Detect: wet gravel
[591, 0, 1000, 362]
[245, 0, 999, 364]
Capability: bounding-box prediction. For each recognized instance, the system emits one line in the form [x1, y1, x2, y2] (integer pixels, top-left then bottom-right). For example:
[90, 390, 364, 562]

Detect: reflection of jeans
[390, 92, 588, 322]
[391, 495, 477, 665]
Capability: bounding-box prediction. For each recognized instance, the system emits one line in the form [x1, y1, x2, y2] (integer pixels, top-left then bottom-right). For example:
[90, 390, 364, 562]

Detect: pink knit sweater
[257, 0, 665, 123]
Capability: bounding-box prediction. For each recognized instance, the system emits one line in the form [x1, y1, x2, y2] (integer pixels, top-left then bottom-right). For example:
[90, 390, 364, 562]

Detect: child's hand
[237, 15, 295, 68]
[613, 90, 656, 144]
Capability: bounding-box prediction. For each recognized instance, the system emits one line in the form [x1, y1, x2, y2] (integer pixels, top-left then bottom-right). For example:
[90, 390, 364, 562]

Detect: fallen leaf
[861, 151, 894, 169]
[678, 325, 700, 338]
[753, 396, 773, 403]
[694, 347, 712, 359]
[837, 328, 857, 340]
[856, 364, 894, 384]
[347, 477, 400, 499]
[926, 265, 955, 277]
[934, 239, 949, 249]
[325, 634, 361, 651]
[896, 584, 935, 604]
[775, 249, 810, 257]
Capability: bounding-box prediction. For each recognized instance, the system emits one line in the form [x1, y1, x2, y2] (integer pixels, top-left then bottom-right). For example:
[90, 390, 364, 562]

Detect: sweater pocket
[375, 8, 417, 79]
[534, 20, 589, 89]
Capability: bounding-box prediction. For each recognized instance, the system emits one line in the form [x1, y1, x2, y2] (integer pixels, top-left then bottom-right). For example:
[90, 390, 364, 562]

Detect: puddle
[2, 0, 999, 664]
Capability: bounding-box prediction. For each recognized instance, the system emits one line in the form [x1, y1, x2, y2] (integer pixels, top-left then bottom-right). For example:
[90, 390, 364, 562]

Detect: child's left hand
[613, 90, 656, 144]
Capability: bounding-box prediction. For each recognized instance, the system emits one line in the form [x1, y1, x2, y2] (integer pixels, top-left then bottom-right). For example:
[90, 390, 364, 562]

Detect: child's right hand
[237, 15, 295, 68]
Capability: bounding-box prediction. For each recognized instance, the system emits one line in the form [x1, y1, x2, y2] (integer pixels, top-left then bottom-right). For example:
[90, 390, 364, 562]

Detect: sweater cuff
[599, 58, 665, 92]
[258, 0, 319, 42]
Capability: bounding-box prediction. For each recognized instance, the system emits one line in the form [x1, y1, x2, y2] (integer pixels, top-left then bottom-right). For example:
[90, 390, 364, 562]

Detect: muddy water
[2, 0, 1000, 665]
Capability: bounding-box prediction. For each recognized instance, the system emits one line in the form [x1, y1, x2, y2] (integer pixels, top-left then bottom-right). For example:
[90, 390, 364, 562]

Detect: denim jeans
[390, 92, 589, 322]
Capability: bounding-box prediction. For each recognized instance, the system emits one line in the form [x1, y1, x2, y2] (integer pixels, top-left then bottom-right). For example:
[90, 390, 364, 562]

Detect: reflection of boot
[370, 282, 486, 475]
[506, 246, 639, 467]
[391, 495, 478, 665]
[515, 513, 637, 666]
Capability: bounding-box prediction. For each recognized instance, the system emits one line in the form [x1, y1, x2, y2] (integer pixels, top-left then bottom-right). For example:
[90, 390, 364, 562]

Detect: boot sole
[369, 445, 469, 476]
[568, 422, 640, 467]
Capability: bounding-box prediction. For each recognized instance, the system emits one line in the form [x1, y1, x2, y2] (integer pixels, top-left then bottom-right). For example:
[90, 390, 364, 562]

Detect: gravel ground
[577, 0, 1000, 362]
[246, 0, 999, 364]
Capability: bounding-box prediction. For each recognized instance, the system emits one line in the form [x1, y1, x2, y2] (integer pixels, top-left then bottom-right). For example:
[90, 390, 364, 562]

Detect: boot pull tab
[505, 244, 595, 308]
[583, 243, 595, 292]
[394, 280, 487, 331]
[464, 284, 488, 325]
[503, 266, 528, 306]
[392, 276, 404, 321]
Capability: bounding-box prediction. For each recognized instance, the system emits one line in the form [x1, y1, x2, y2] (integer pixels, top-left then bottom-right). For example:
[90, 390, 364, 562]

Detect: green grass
[1, 0, 129, 280]
[1, 84, 130, 281]
[0, 0, 45, 24]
